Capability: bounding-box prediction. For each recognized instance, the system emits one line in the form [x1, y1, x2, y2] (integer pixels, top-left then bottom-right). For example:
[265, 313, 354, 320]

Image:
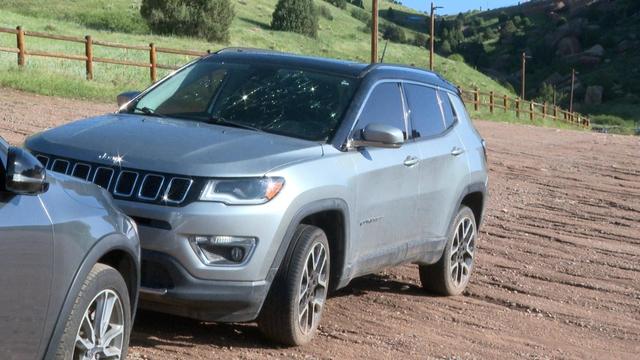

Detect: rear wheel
[56, 263, 131, 360]
[420, 206, 477, 296]
[258, 224, 330, 346]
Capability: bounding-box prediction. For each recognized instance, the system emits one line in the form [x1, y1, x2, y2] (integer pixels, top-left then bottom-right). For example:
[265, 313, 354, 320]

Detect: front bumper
[139, 250, 270, 322]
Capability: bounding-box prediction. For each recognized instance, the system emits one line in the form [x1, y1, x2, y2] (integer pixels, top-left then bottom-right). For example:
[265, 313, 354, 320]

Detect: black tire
[420, 206, 477, 296]
[56, 263, 131, 360]
[258, 224, 330, 346]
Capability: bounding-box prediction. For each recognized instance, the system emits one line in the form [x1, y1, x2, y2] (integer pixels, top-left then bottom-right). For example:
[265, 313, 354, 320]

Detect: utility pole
[521, 52, 526, 100]
[371, 0, 379, 64]
[429, 2, 443, 70]
[569, 68, 576, 113]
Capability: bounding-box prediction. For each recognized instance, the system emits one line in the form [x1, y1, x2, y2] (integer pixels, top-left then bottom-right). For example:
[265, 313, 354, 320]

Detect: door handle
[403, 156, 420, 167]
[451, 147, 465, 156]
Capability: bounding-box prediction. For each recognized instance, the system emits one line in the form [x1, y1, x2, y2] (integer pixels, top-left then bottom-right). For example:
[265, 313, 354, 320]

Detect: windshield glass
[127, 58, 360, 141]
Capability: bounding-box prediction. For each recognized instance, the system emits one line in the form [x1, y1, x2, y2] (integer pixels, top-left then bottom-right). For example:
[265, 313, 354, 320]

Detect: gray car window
[438, 90, 457, 129]
[353, 82, 406, 139]
[405, 84, 446, 139]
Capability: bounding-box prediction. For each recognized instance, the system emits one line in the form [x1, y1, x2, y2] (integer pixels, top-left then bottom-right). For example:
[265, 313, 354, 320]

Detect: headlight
[199, 177, 284, 205]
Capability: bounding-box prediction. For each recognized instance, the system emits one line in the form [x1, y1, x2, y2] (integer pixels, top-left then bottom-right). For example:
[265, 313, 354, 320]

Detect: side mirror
[351, 123, 405, 149]
[5, 147, 48, 195]
[117, 91, 141, 107]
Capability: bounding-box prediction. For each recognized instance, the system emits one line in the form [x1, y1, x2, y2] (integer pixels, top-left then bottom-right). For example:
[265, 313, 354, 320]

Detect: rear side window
[438, 90, 457, 129]
[353, 82, 406, 139]
[404, 84, 445, 139]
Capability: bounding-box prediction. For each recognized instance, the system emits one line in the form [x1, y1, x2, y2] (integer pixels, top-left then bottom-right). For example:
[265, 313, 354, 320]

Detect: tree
[323, 0, 346, 9]
[535, 83, 566, 105]
[272, 0, 319, 38]
[440, 39, 452, 54]
[141, 0, 235, 42]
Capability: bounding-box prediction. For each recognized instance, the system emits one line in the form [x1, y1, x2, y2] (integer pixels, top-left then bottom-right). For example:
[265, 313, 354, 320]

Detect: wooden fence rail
[0, 26, 208, 83]
[459, 88, 590, 128]
[0, 25, 589, 128]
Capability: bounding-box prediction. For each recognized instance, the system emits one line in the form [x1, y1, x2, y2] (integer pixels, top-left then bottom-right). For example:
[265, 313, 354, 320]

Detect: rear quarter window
[404, 84, 446, 139]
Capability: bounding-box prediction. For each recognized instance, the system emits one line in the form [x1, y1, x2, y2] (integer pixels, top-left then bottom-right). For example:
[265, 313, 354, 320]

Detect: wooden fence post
[543, 102, 547, 119]
[503, 94, 508, 113]
[515, 98, 520, 118]
[149, 43, 157, 83]
[553, 106, 558, 120]
[473, 88, 480, 111]
[529, 102, 535, 121]
[16, 26, 25, 67]
[85, 35, 93, 80]
[489, 91, 494, 114]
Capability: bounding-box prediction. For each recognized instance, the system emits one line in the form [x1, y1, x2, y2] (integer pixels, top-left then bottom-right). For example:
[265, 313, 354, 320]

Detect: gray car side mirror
[350, 123, 405, 149]
[117, 91, 141, 107]
[5, 147, 48, 195]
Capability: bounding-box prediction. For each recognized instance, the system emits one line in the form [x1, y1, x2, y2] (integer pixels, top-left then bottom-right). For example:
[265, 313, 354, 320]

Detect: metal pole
[521, 52, 526, 100]
[371, 0, 378, 64]
[430, 2, 435, 70]
[569, 68, 576, 114]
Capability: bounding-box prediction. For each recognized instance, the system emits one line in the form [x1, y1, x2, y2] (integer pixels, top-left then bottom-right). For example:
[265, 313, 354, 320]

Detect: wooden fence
[458, 88, 590, 128]
[0, 25, 589, 128]
[0, 26, 208, 82]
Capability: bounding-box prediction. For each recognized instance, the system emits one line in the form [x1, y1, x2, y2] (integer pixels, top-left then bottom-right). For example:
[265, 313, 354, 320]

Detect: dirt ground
[1, 88, 639, 359]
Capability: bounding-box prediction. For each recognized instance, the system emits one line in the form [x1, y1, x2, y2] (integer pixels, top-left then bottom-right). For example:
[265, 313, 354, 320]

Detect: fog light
[189, 235, 256, 266]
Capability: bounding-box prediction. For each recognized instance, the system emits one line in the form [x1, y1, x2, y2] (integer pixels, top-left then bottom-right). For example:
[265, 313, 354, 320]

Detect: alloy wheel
[450, 216, 476, 287]
[297, 242, 329, 335]
[74, 289, 125, 360]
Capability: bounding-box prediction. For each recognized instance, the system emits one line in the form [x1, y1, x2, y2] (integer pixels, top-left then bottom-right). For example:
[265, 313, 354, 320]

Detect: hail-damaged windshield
[126, 58, 360, 141]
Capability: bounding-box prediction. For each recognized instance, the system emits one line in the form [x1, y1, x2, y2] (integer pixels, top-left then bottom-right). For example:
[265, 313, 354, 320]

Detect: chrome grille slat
[35, 155, 49, 168]
[138, 174, 165, 201]
[163, 177, 193, 204]
[51, 159, 70, 174]
[93, 167, 115, 190]
[71, 163, 92, 181]
[114, 170, 139, 197]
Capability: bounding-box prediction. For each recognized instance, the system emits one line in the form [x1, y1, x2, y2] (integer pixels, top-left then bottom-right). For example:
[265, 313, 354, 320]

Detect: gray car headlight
[199, 177, 285, 205]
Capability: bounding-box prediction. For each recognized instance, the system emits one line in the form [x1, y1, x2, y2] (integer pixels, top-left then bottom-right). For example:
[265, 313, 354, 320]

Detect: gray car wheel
[56, 263, 131, 360]
[419, 205, 477, 296]
[258, 224, 330, 346]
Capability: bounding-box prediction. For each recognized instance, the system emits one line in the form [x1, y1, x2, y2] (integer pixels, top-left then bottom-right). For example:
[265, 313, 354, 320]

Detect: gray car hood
[26, 113, 324, 177]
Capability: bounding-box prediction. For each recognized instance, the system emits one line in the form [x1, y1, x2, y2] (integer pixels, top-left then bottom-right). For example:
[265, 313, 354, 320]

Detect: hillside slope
[0, 0, 510, 102]
[435, 0, 639, 133]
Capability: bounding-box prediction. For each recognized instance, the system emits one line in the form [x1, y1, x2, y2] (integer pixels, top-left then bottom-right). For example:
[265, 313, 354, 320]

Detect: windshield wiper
[209, 116, 261, 132]
[133, 106, 167, 118]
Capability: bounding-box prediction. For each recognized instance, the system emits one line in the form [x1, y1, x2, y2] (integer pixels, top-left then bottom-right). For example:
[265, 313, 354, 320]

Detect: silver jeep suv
[26, 49, 488, 345]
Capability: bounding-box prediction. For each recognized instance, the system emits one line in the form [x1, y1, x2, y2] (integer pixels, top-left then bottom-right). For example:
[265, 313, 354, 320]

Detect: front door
[349, 82, 421, 274]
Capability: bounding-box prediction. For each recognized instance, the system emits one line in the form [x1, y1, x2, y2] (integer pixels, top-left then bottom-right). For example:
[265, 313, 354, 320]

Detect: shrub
[318, 5, 333, 20]
[349, 0, 364, 8]
[382, 23, 406, 43]
[413, 33, 428, 48]
[140, 0, 234, 42]
[350, 7, 370, 23]
[590, 114, 628, 127]
[272, 0, 319, 38]
[323, 0, 346, 9]
[448, 53, 465, 62]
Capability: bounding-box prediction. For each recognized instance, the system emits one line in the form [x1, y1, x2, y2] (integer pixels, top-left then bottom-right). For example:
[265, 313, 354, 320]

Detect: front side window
[353, 82, 406, 139]
[128, 59, 359, 141]
[404, 84, 446, 139]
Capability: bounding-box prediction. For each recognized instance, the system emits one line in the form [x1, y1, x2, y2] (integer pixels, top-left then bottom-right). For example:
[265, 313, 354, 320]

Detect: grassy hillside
[0, 0, 581, 130]
[434, 0, 640, 134]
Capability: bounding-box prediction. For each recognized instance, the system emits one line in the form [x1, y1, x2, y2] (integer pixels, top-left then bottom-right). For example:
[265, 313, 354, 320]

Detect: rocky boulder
[584, 44, 605, 58]
[556, 36, 582, 56]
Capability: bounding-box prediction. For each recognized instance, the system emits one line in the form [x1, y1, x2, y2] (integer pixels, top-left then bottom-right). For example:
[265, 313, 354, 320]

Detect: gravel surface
[1, 87, 638, 359]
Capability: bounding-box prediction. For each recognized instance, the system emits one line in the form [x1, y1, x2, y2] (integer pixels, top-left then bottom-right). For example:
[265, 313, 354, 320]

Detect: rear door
[349, 82, 422, 273]
[402, 84, 469, 254]
[0, 142, 54, 360]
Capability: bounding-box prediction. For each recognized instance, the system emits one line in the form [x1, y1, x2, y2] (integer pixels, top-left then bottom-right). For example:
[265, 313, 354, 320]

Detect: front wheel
[258, 224, 330, 346]
[56, 263, 131, 360]
[419, 206, 477, 296]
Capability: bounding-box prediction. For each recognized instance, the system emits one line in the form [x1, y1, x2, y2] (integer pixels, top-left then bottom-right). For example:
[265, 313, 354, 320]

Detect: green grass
[0, 0, 584, 130]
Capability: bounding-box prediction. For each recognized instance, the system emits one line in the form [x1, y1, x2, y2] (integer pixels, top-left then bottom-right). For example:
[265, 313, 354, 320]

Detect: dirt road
[1, 88, 638, 359]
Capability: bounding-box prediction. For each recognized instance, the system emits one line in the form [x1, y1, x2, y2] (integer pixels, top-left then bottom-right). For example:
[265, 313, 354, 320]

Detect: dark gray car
[0, 137, 140, 359]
